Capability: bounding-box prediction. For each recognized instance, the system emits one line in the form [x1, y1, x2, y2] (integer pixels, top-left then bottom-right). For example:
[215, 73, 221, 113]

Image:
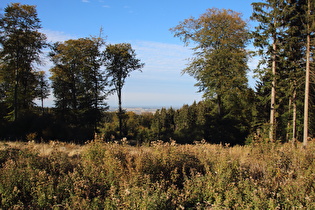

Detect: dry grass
[1, 139, 315, 209]
[0, 140, 84, 157]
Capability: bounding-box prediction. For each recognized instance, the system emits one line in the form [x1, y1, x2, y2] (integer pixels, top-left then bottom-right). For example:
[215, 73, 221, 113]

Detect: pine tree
[282, 0, 307, 143]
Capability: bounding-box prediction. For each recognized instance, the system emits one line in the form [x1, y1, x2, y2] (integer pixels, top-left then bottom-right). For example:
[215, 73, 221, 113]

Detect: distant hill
[108, 106, 180, 114]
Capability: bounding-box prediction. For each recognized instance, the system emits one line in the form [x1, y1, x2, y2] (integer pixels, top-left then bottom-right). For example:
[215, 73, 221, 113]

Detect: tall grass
[0, 139, 315, 209]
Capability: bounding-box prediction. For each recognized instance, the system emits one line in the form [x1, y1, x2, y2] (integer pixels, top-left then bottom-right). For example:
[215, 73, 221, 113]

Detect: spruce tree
[251, 0, 287, 141]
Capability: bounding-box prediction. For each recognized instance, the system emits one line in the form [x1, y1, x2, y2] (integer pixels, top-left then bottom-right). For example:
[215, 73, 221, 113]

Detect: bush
[1, 140, 315, 208]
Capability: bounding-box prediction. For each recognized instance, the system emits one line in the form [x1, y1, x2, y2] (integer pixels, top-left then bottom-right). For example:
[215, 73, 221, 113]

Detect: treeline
[102, 100, 255, 145]
[0, 3, 143, 143]
[0, 2, 314, 145]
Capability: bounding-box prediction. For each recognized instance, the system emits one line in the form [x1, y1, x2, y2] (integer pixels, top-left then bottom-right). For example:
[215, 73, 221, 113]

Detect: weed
[0, 140, 315, 208]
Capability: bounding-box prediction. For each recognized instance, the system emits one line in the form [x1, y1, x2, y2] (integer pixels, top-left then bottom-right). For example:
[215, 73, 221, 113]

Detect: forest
[0, 1, 314, 146]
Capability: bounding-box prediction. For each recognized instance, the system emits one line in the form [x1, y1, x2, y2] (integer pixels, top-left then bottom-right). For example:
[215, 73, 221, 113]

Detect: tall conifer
[251, 0, 286, 141]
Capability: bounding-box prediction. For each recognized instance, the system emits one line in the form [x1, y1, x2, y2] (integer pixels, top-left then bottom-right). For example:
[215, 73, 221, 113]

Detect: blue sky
[1, 0, 260, 108]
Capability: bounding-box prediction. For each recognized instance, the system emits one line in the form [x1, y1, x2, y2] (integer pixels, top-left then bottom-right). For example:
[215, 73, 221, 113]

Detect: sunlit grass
[0, 139, 315, 209]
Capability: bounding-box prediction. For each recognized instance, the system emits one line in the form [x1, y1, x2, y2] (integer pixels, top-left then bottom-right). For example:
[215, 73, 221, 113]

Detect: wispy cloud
[41, 29, 76, 43]
[82, 0, 90, 3]
[131, 40, 192, 73]
[36, 34, 200, 107]
[102, 5, 110, 8]
[105, 40, 201, 107]
[123, 5, 134, 13]
[35, 35, 257, 107]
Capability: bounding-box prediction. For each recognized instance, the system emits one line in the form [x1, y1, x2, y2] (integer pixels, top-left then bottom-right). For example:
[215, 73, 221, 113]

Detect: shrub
[1, 140, 315, 208]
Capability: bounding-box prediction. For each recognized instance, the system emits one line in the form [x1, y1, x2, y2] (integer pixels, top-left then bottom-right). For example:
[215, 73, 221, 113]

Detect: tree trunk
[303, 0, 311, 148]
[269, 36, 277, 141]
[217, 94, 222, 116]
[118, 83, 123, 139]
[14, 47, 20, 121]
[14, 68, 18, 121]
[41, 93, 44, 115]
[286, 95, 292, 142]
[93, 68, 98, 134]
[292, 83, 297, 145]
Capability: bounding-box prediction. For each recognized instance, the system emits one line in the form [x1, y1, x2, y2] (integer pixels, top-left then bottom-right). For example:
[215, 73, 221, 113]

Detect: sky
[1, 0, 260, 108]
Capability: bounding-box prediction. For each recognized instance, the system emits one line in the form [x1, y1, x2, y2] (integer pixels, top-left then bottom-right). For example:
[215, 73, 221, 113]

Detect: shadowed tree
[0, 3, 47, 121]
[104, 43, 144, 138]
[49, 37, 108, 139]
[35, 71, 50, 114]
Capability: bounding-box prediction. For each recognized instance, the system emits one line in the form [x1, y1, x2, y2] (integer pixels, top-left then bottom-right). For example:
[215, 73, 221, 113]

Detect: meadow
[0, 138, 315, 209]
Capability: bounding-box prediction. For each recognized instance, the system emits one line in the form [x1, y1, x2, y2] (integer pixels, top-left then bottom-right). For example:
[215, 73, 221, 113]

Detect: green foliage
[49, 37, 108, 124]
[0, 1, 314, 145]
[49, 37, 109, 142]
[104, 43, 144, 137]
[102, 100, 254, 145]
[0, 3, 47, 121]
[170, 8, 250, 117]
[251, 0, 315, 142]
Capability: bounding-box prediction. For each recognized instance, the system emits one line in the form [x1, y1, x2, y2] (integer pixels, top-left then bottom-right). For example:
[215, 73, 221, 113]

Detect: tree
[170, 8, 250, 116]
[252, 0, 314, 143]
[251, 0, 287, 141]
[104, 43, 144, 138]
[303, 0, 314, 148]
[170, 8, 253, 144]
[49, 37, 108, 137]
[282, 0, 309, 144]
[0, 3, 47, 121]
[35, 71, 50, 114]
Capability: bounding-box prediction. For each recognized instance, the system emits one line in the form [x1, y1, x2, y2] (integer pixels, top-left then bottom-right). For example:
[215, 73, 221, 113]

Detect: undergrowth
[0, 140, 315, 209]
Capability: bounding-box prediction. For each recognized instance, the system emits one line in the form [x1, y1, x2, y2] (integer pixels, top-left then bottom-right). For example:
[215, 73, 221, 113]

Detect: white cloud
[34, 35, 259, 108]
[82, 0, 90, 3]
[130, 40, 192, 73]
[105, 40, 201, 107]
[41, 29, 76, 43]
[35, 36, 200, 108]
[102, 5, 110, 8]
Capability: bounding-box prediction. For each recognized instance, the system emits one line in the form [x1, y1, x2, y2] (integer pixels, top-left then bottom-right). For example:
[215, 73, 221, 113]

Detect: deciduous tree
[104, 43, 144, 138]
[170, 8, 250, 116]
[0, 3, 47, 120]
[49, 37, 108, 134]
